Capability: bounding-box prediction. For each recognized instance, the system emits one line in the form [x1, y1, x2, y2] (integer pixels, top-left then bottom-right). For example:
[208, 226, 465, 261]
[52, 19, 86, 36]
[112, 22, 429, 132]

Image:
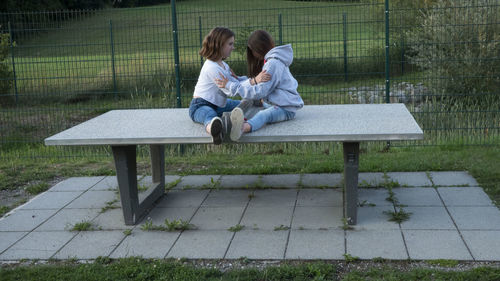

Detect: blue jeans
[189, 98, 240, 127]
[247, 103, 296, 132]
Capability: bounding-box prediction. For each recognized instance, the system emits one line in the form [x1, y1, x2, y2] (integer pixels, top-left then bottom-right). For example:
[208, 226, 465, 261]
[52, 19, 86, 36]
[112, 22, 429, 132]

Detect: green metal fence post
[109, 20, 117, 99]
[385, 0, 391, 150]
[384, 0, 390, 103]
[278, 13, 283, 45]
[199, 16, 203, 68]
[8, 22, 19, 105]
[171, 0, 182, 108]
[343, 12, 348, 82]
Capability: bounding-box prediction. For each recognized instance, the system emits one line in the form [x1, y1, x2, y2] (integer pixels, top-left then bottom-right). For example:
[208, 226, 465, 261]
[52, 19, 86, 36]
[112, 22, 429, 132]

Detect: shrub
[406, 0, 500, 106]
[0, 32, 13, 104]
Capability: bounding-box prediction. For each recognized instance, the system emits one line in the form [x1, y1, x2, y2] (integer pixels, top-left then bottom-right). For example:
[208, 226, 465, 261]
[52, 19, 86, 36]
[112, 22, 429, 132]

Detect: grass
[228, 224, 244, 232]
[1, 258, 500, 281]
[25, 182, 50, 195]
[141, 219, 195, 232]
[70, 221, 94, 231]
[384, 208, 412, 224]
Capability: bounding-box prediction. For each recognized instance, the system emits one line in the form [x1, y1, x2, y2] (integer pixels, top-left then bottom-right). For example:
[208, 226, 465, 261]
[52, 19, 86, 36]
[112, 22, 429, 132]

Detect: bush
[0, 32, 13, 104]
[406, 0, 500, 105]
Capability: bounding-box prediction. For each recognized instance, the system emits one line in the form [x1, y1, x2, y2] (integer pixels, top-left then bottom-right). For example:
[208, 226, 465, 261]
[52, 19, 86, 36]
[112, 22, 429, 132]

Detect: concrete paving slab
[48, 176, 105, 192]
[89, 176, 118, 191]
[225, 230, 288, 259]
[292, 207, 343, 230]
[20, 191, 82, 210]
[0, 232, 27, 254]
[202, 190, 251, 207]
[461, 230, 500, 261]
[386, 172, 432, 187]
[392, 188, 442, 206]
[0, 231, 76, 260]
[157, 190, 209, 208]
[111, 230, 179, 259]
[437, 187, 494, 206]
[346, 230, 408, 260]
[400, 207, 455, 230]
[248, 190, 297, 207]
[240, 206, 293, 230]
[261, 174, 300, 188]
[448, 207, 500, 230]
[92, 208, 133, 230]
[190, 207, 245, 230]
[66, 190, 118, 209]
[165, 175, 183, 190]
[301, 173, 343, 188]
[430, 171, 479, 186]
[358, 188, 392, 206]
[0, 209, 57, 231]
[285, 230, 345, 259]
[168, 230, 233, 259]
[219, 175, 261, 189]
[90, 175, 181, 191]
[358, 173, 385, 187]
[54, 231, 125, 259]
[352, 206, 400, 231]
[297, 189, 342, 207]
[176, 175, 221, 189]
[35, 208, 101, 231]
[403, 230, 472, 260]
[138, 207, 197, 227]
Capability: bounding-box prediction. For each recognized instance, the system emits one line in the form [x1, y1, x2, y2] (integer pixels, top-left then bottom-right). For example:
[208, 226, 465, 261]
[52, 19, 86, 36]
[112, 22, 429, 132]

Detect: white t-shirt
[193, 59, 247, 108]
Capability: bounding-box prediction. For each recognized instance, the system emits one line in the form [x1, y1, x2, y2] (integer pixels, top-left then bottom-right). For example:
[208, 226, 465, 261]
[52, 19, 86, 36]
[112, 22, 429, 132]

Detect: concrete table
[45, 104, 423, 225]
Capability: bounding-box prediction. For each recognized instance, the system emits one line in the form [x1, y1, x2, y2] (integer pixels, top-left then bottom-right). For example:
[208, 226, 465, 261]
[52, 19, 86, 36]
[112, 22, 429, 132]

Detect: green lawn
[1, 257, 499, 281]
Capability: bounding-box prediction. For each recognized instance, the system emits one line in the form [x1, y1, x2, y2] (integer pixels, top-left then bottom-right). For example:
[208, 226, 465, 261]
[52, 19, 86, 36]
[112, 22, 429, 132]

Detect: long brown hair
[199, 27, 235, 61]
[246, 30, 275, 77]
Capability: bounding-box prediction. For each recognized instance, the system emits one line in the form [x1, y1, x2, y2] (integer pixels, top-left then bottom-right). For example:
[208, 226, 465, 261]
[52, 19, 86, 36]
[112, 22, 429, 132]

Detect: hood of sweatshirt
[264, 44, 293, 67]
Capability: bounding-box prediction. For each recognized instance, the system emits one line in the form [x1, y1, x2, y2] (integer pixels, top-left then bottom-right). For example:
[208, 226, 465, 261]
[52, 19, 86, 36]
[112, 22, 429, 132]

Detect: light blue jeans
[189, 98, 240, 127]
[247, 103, 296, 132]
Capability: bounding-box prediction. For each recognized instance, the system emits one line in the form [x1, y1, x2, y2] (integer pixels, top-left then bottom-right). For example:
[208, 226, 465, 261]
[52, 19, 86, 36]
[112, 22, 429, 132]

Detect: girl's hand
[255, 70, 271, 83]
[215, 73, 229, 88]
[230, 68, 238, 79]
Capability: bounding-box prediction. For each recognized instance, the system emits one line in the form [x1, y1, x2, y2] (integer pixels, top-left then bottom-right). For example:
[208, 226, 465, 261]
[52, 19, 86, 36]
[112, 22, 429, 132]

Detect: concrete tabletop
[44, 104, 423, 145]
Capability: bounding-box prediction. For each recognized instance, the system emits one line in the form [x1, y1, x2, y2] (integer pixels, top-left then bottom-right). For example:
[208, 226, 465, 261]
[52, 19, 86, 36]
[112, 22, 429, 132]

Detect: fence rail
[0, 0, 499, 158]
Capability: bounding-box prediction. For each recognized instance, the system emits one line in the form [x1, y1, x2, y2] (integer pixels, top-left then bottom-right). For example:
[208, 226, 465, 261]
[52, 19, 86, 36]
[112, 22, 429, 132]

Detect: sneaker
[221, 112, 232, 142]
[208, 117, 223, 145]
[230, 107, 244, 141]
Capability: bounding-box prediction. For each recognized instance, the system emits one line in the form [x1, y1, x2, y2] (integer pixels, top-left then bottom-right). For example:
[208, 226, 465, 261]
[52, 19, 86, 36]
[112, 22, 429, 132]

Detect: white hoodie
[224, 44, 304, 112]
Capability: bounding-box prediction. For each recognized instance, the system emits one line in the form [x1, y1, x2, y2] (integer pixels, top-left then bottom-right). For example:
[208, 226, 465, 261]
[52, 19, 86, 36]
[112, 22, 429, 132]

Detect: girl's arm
[217, 62, 281, 100]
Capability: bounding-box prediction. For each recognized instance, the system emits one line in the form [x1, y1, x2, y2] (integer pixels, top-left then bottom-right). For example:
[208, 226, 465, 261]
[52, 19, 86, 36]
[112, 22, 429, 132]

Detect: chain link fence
[0, 0, 499, 158]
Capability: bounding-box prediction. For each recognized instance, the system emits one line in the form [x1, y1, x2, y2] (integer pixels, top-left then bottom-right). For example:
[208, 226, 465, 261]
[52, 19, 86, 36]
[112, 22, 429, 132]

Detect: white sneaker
[230, 107, 244, 141]
[208, 117, 223, 145]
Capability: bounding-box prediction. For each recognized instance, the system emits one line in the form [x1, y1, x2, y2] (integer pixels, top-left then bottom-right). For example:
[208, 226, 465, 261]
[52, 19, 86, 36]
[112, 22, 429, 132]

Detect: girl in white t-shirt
[188, 27, 270, 144]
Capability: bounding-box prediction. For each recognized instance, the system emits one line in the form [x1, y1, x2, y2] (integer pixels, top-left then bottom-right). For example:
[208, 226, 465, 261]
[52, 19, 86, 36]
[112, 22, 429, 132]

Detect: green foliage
[228, 224, 244, 232]
[25, 182, 50, 195]
[0, 258, 339, 281]
[0, 206, 9, 217]
[406, 0, 500, 106]
[0, 32, 13, 104]
[141, 218, 195, 231]
[384, 207, 412, 223]
[70, 221, 94, 231]
[426, 259, 459, 267]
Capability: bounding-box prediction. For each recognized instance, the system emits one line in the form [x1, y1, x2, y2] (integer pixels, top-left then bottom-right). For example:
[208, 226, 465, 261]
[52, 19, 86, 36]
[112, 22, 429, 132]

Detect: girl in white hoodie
[215, 30, 304, 141]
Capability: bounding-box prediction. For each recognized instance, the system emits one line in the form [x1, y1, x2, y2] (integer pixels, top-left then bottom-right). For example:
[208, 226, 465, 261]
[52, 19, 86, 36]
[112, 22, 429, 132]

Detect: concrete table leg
[112, 145, 165, 225]
[343, 142, 359, 225]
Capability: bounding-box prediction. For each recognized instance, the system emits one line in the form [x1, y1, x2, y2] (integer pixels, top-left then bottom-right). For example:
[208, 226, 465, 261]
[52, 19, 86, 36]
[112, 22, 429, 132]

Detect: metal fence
[0, 0, 499, 158]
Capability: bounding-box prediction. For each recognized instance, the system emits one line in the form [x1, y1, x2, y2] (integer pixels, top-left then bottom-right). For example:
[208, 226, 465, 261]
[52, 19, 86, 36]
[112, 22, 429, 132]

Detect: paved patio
[1, 171, 499, 261]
